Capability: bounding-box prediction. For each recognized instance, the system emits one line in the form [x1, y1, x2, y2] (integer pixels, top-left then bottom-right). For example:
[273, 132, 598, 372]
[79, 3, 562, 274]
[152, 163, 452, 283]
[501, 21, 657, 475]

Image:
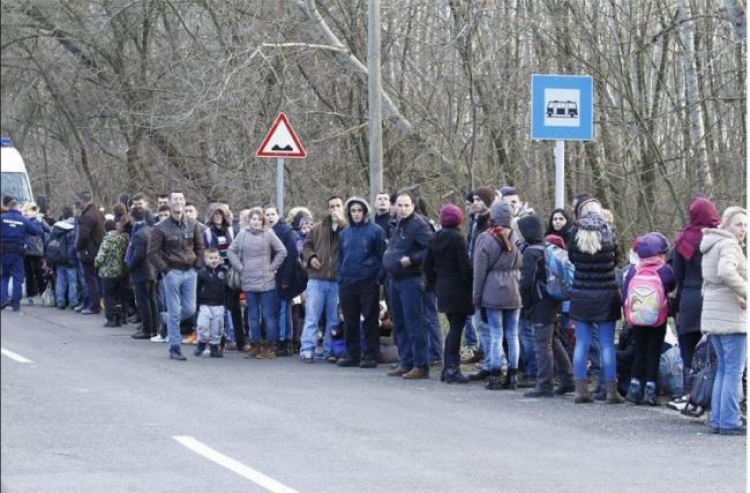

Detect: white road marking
[173, 436, 300, 493]
[0, 348, 32, 363]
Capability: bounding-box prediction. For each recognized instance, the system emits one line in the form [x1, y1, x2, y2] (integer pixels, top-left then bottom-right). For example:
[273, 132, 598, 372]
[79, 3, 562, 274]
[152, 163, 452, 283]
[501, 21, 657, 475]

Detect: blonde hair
[238, 209, 252, 229]
[22, 202, 39, 216]
[720, 206, 747, 229]
[286, 206, 313, 225]
[576, 229, 602, 254]
[601, 208, 614, 224]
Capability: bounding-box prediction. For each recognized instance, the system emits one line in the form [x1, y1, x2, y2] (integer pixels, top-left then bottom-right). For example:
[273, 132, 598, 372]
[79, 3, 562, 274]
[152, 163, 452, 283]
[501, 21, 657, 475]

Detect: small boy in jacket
[623, 232, 676, 406]
[95, 220, 128, 327]
[195, 247, 227, 358]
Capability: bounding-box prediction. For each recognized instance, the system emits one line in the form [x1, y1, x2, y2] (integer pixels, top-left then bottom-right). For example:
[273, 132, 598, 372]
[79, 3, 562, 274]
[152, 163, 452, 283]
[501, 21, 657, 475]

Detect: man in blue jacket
[336, 197, 387, 368]
[1, 199, 44, 311]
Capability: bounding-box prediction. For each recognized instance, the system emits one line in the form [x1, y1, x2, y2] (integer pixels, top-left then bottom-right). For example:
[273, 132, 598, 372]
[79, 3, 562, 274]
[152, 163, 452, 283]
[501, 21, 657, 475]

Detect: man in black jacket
[126, 207, 158, 339]
[75, 190, 105, 315]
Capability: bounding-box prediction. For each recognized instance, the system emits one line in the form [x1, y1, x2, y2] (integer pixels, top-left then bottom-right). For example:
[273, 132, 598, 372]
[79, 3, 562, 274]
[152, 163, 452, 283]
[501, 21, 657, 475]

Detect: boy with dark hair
[195, 247, 228, 358]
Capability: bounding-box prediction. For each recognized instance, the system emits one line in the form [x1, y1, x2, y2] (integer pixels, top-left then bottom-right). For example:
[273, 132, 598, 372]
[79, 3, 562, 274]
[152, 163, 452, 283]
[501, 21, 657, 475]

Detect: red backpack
[623, 261, 668, 327]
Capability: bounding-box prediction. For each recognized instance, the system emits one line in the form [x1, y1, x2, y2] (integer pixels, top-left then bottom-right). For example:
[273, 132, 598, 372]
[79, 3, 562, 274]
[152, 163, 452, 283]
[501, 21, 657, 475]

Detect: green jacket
[95, 231, 127, 279]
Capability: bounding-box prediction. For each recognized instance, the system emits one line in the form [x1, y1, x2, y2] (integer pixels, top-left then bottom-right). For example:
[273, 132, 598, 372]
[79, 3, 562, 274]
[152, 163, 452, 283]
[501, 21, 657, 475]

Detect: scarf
[487, 225, 513, 252]
[575, 212, 613, 244]
[674, 197, 720, 261]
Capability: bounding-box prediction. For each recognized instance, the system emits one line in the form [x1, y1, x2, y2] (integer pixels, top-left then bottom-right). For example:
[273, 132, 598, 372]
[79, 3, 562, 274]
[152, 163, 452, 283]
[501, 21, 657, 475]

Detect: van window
[0, 172, 33, 203]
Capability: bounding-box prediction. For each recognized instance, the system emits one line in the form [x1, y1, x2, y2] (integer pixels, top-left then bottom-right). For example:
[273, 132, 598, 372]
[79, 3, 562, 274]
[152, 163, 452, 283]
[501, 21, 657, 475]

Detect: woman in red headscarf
[673, 197, 720, 398]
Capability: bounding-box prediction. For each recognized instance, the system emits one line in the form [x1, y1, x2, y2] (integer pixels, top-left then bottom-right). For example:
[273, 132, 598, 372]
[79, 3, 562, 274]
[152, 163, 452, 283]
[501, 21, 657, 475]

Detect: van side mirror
[36, 194, 48, 215]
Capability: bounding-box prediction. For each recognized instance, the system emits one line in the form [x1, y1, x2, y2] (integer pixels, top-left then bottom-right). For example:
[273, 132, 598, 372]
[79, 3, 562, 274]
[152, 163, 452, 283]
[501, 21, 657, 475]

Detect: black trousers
[225, 287, 246, 348]
[81, 262, 101, 312]
[631, 325, 667, 385]
[444, 313, 468, 368]
[101, 277, 128, 320]
[339, 280, 380, 361]
[133, 280, 159, 334]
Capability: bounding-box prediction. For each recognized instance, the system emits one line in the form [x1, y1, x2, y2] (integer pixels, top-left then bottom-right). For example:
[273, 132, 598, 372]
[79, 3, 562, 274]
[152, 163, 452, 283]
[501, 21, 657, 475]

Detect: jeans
[709, 334, 747, 430]
[463, 315, 478, 348]
[300, 279, 339, 357]
[278, 298, 292, 342]
[388, 276, 428, 370]
[424, 290, 443, 362]
[81, 262, 101, 312]
[55, 266, 79, 308]
[78, 263, 90, 309]
[533, 322, 573, 390]
[485, 308, 520, 371]
[246, 290, 279, 344]
[163, 269, 197, 352]
[133, 280, 158, 333]
[574, 320, 616, 381]
[519, 317, 537, 378]
[339, 280, 380, 361]
[1, 252, 25, 309]
[473, 309, 492, 370]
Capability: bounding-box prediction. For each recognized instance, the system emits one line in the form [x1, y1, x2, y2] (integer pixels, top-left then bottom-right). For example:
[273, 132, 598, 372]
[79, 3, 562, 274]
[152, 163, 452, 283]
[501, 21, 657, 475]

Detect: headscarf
[674, 197, 720, 260]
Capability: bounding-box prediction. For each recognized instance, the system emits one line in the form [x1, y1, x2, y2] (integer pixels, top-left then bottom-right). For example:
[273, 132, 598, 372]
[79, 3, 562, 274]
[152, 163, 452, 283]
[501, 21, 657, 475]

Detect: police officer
[1, 198, 43, 311]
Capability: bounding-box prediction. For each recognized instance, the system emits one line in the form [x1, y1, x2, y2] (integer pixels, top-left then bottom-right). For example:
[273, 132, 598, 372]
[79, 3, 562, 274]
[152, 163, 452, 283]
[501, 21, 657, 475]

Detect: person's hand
[740, 300, 746, 310]
[310, 257, 322, 271]
[400, 256, 411, 268]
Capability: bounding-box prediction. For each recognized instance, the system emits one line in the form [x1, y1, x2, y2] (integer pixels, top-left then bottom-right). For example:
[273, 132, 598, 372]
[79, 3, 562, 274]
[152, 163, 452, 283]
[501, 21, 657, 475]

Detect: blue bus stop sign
[531, 74, 594, 141]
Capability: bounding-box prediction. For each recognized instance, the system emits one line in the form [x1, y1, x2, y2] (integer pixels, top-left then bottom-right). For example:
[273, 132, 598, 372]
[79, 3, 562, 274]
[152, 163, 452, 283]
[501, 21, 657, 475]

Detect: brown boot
[605, 381, 625, 404]
[244, 344, 262, 358]
[256, 343, 277, 360]
[402, 368, 429, 380]
[574, 380, 593, 404]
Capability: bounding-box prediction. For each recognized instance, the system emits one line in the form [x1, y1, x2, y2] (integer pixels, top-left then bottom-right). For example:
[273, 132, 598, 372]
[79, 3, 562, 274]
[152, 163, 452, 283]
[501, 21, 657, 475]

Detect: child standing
[623, 232, 676, 406]
[95, 219, 128, 327]
[195, 247, 227, 358]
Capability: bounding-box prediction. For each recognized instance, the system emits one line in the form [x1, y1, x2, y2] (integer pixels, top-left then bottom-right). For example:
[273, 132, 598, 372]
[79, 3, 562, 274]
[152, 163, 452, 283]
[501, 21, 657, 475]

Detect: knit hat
[634, 232, 669, 258]
[500, 185, 518, 198]
[575, 197, 601, 218]
[490, 201, 513, 228]
[473, 186, 497, 208]
[439, 204, 463, 228]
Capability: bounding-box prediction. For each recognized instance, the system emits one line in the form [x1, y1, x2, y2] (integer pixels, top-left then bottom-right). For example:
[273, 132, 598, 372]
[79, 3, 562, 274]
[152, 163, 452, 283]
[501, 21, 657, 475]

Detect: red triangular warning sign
[256, 112, 307, 158]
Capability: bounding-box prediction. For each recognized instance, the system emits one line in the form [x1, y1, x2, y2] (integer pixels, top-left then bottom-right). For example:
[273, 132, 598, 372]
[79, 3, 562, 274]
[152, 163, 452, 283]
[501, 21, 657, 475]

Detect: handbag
[41, 282, 56, 307]
[227, 266, 242, 290]
[687, 340, 715, 409]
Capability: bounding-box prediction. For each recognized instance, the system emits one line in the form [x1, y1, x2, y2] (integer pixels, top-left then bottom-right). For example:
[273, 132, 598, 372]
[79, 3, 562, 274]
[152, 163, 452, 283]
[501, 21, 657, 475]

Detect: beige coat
[227, 227, 287, 293]
[700, 228, 747, 335]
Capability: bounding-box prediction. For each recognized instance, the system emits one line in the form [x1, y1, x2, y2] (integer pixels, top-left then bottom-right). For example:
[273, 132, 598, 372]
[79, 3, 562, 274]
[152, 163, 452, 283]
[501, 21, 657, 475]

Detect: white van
[1, 137, 34, 205]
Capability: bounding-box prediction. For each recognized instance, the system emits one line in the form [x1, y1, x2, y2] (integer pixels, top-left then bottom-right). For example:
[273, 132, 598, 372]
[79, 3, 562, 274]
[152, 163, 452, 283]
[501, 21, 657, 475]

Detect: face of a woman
[552, 213, 567, 231]
[300, 218, 313, 235]
[212, 211, 224, 225]
[249, 213, 263, 230]
[727, 213, 747, 243]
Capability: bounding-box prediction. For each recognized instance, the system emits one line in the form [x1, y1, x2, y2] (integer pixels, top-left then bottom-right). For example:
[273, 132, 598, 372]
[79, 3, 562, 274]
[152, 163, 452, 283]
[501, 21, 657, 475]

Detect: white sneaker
[150, 334, 167, 343]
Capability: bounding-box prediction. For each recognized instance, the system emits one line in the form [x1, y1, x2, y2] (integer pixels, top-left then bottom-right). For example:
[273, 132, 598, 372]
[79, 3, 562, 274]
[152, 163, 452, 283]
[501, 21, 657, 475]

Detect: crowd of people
[0, 186, 746, 435]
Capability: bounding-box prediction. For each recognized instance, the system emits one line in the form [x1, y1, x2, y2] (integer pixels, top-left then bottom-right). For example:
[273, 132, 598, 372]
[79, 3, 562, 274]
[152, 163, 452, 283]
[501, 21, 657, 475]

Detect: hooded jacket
[382, 211, 433, 280]
[338, 197, 387, 286]
[472, 229, 522, 309]
[424, 226, 473, 315]
[227, 225, 287, 293]
[699, 228, 746, 335]
[517, 215, 558, 323]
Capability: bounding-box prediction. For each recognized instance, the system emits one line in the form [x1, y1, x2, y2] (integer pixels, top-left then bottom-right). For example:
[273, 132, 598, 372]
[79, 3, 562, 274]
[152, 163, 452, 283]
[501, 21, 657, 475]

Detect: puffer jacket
[338, 197, 387, 286]
[472, 231, 522, 309]
[700, 228, 747, 335]
[95, 231, 127, 279]
[567, 228, 622, 322]
[227, 226, 287, 292]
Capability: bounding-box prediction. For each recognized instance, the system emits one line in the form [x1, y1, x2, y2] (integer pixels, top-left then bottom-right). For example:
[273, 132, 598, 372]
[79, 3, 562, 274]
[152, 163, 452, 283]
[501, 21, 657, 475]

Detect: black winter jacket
[382, 213, 432, 280]
[567, 228, 622, 322]
[76, 203, 105, 264]
[197, 265, 227, 306]
[424, 227, 474, 315]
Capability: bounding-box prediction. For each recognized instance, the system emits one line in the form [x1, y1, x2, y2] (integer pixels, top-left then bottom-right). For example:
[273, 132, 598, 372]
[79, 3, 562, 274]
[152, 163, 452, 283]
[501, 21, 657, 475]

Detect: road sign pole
[554, 140, 565, 209]
[277, 157, 285, 217]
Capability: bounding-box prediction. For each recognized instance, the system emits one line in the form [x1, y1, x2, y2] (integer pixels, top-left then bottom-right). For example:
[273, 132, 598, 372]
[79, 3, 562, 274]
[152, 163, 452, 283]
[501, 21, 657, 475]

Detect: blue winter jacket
[0, 209, 43, 255]
[382, 212, 433, 280]
[338, 197, 387, 286]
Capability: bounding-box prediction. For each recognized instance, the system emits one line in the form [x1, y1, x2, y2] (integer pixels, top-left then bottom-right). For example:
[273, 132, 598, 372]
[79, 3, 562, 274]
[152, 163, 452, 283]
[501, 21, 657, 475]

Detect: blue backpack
[532, 243, 575, 301]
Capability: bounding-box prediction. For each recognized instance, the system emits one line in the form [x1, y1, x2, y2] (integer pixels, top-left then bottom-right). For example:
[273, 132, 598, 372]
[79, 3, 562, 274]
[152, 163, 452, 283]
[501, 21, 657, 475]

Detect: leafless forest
[1, 0, 746, 241]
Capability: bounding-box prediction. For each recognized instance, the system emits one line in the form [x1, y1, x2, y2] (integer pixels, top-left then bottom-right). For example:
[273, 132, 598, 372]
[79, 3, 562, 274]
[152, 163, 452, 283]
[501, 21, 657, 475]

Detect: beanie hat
[575, 197, 601, 218]
[573, 193, 594, 217]
[634, 232, 669, 258]
[516, 215, 543, 244]
[500, 185, 518, 198]
[490, 201, 513, 228]
[473, 186, 497, 208]
[439, 204, 463, 228]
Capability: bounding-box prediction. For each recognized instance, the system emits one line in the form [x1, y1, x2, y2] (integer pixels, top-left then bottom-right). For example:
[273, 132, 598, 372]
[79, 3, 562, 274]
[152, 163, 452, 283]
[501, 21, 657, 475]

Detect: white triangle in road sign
[256, 113, 307, 158]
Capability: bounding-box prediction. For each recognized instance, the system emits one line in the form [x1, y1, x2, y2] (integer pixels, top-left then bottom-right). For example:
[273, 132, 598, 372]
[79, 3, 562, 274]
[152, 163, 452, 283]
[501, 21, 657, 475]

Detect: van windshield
[0, 172, 33, 203]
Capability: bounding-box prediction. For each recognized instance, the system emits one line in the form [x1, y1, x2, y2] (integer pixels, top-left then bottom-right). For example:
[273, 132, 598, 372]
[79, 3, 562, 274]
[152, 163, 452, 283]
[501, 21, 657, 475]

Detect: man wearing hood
[47, 206, 80, 310]
[299, 195, 347, 363]
[336, 197, 387, 368]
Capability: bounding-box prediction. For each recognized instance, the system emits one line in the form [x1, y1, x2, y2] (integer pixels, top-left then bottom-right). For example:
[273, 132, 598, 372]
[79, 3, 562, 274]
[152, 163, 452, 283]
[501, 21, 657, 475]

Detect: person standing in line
[194, 247, 228, 358]
[336, 196, 387, 368]
[76, 190, 106, 315]
[46, 206, 79, 310]
[0, 199, 43, 311]
[126, 206, 159, 339]
[700, 206, 747, 436]
[148, 191, 205, 361]
[95, 219, 128, 327]
[373, 191, 393, 236]
[424, 204, 474, 383]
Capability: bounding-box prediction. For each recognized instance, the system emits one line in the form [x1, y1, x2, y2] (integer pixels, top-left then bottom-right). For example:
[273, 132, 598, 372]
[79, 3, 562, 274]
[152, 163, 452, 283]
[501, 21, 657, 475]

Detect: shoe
[643, 385, 659, 406]
[461, 349, 484, 365]
[81, 308, 99, 315]
[553, 381, 575, 395]
[441, 368, 470, 384]
[301, 355, 314, 364]
[73, 304, 84, 312]
[402, 368, 429, 380]
[169, 348, 187, 361]
[387, 366, 410, 377]
[244, 344, 261, 358]
[516, 374, 536, 389]
[485, 371, 504, 390]
[326, 355, 338, 364]
[128, 314, 142, 324]
[256, 344, 277, 359]
[524, 387, 555, 398]
[131, 331, 151, 340]
[468, 369, 491, 381]
[150, 334, 167, 343]
[57, 305, 66, 310]
[103, 319, 121, 328]
[275, 344, 291, 357]
[27, 297, 34, 305]
[719, 426, 747, 436]
[359, 359, 378, 369]
[224, 342, 238, 352]
[605, 381, 625, 404]
[181, 333, 197, 345]
[625, 382, 644, 405]
[336, 358, 360, 367]
[194, 342, 207, 357]
[209, 344, 223, 358]
[574, 380, 593, 404]
[502, 369, 518, 390]
[0, 301, 9, 310]
[428, 359, 443, 367]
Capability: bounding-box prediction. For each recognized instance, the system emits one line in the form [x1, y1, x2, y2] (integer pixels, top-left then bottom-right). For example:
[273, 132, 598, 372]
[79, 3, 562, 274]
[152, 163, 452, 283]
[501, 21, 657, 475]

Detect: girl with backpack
[622, 233, 676, 406]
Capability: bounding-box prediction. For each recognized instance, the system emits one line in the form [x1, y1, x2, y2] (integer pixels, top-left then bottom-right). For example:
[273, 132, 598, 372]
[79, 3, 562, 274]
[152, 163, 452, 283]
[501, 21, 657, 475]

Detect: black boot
[194, 342, 207, 357]
[443, 367, 470, 384]
[485, 370, 504, 390]
[503, 368, 518, 390]
[209, 344, 223, 358]
[469, 369, 491, 381]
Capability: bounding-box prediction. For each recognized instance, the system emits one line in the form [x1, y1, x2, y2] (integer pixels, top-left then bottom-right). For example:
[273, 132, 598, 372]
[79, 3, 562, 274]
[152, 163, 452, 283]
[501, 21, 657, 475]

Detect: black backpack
[45, 228, 70, 265]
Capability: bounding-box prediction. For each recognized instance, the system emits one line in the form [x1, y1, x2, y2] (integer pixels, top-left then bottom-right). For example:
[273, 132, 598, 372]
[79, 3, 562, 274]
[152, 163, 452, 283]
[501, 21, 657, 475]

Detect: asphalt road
[1, 305, 746, 493]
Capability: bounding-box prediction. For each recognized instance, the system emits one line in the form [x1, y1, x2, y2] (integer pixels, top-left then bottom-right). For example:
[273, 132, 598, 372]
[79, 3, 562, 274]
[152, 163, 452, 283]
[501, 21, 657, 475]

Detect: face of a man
[169, 193, 185, 215]
[349, 203, 365, 224]
[184, 204, 198, 219]
[157, 197, 169, 207]
[502, 194, 521, 216]
[204, 251, 221, 269]
[472, 195, 488, 214]
[132, 199, 148, 210]
[264, 207, 279, 227]
[375, 194, 391, 214]
[328, 198, 344, 219]
[158, 210, 170, 222]
[395, 194, 414, 220]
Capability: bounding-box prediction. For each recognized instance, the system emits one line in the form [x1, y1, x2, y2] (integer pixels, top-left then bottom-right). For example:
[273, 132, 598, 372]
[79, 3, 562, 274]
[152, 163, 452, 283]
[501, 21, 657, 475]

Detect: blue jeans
[709, 334, 747, 430]
[463, 315, 478, 348]
[163, 269, 197, 352]
[278, 298, 292, 342]
[388, 276, 428, 370]
[519, 317, 537, 377]
[1, 252, 25, 309]
[55, 266, 79, 308]
[300, 279, 339, 357]
[424, 290, 443, 362]
[473, 309, 491, 370]
[78, 263, 90, 309]
[246, 290, 279, 344]
[485, 308, 520, 371]
[574, 321, 616, 381]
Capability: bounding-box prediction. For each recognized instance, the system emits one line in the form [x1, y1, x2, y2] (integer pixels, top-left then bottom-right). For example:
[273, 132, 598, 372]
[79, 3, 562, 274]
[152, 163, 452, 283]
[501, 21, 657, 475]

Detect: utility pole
[368, 0, 383, 206]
